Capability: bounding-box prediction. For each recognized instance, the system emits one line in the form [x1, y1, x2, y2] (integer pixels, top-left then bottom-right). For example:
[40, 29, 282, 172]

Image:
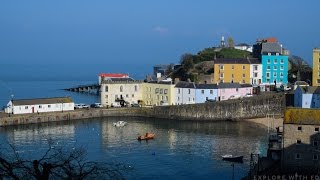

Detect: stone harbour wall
[0, 93, 285, 127]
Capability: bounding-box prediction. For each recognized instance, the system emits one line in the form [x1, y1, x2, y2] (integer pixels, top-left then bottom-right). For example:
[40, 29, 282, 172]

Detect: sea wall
[0, 93, 285, 126]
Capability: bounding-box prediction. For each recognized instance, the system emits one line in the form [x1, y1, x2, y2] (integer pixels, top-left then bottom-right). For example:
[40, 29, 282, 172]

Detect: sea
[0, 64, 269, 179]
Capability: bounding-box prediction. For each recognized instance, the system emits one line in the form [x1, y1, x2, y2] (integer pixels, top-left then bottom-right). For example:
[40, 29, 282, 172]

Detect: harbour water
[0, 80, 269, 179]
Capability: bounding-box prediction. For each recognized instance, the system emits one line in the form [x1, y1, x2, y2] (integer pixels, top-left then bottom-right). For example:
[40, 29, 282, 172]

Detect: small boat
[222, 154, 243, 163]
[137, 133, 155, 141]
[113, 121, 127, 127]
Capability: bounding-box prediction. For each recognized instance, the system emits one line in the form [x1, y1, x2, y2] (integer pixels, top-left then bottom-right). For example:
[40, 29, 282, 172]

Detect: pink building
[217, 83, 252, 101]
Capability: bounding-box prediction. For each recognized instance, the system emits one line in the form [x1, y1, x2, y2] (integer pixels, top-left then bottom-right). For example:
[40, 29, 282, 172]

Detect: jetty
[63, 84, 100, 94]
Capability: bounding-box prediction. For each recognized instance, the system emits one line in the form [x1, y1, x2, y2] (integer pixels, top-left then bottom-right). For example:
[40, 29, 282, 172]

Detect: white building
[5, 97, 74, 114]
[98, 73, 129, 85]
[249, 59, 262, 86]
[100, 76, 143, 107]
[174, 81, 196, 105]
[234, 43, 253, 53]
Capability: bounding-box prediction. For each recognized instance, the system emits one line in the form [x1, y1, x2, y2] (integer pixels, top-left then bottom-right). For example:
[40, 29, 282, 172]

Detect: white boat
[113, 121, 127, 127]
[222, 154, 243, 163]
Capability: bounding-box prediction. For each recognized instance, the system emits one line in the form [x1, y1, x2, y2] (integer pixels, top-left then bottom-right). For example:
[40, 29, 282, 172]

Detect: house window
[188, 97, 191, 101]
[134, 85, 138, 92]
[132, 94, 134, 98]
[280, 59, 284, 64]
[243, 74, 245, 78]
[274, 59, 277, 64]
[313, 141, 318, 146]
[231, 74, 234, 78]
[120, 86, 123, 92]
[178, 97, 180, 101]
[298, 126, 302, 131]
[280, 66, 284, 70]
[242, 80, 245, 83]
[48, 105, 51, 108]
[39, 105, 42, 108]
[296, 139, 301, 144]
[126, 94, 129, 98]
[201, 90, 204, 94]
[220, 73, 224, 78]
[155, 88, 159, 93]
[25, 106, 28, 109]
[254, 65, 258, 71]
[295, 153, 301, 159]
[210, 90, 213, 94]
[231, 65, 234, 70]
[315, 127, 319, 132]
[164, 89, 168, 94]
[273, 72, 277, 77]
[274, 66, 277, 70]
[220, 65, 224, 70]
[236, 88, 239, 92]
[280, 72, 284, 78]
[188, 89, 191, 94]
[242, 65, 245, 70]
[266, 72, 270, 78]
[160, 89, 163, 94]
[105, 86, 109, 92]
[267, 66, 270, 70]
[254, 73, 258, 77]
[313, 154, 318, 160]
[178, 89, 180, 94]
[267, 59, 271, 63]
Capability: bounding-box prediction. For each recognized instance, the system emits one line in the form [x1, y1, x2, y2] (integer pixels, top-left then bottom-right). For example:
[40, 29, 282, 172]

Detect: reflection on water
[0, 117, 268, 180]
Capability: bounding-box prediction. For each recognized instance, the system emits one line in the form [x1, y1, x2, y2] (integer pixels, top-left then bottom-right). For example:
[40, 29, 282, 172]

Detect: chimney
[174, 78, 180, 84]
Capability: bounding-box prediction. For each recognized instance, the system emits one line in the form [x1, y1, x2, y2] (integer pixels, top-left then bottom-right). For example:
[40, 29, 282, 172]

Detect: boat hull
[222, 156, 243, 163]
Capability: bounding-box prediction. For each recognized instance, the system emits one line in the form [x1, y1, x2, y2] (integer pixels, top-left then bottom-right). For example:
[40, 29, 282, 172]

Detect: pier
[64, 84, 100, 94]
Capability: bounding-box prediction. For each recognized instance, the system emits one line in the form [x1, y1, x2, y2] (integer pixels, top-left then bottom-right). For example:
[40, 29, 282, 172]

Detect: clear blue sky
[0, 0, 319, 79]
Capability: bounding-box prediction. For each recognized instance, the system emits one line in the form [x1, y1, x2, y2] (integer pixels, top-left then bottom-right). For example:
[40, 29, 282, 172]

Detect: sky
[0, 0, 319, 80]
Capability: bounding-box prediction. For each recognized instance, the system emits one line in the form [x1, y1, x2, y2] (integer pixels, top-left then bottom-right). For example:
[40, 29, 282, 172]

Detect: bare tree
[0, 141, 128, 180]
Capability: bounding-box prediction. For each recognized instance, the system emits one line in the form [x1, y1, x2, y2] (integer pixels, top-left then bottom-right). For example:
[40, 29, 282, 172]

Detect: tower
[312, 48, 320, 86]
[220, 36, 225, 48]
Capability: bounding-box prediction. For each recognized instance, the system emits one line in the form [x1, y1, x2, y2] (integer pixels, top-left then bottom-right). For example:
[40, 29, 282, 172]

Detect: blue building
[195, 84, 218, 103]
[294, 86, 320, 108]
[262, 54, 288, 86]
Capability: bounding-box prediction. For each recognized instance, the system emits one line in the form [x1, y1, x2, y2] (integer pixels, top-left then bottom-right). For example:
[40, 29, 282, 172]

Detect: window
[298, 126, 302, 131]
[201, 90, 204, 94]
[178, 97, 180, 101]
[232, 65, 234, 70]
[280, 66, 284, 70]
[274, 59, 278, 64]
[155, 88, 159, 93]
[268, 53, 271, 56]
[164, 89, 168, 94]
[188, 97, 191, 101]
[134, 85, 138, 92]
[188, 89, 191, 94]
[236, 88, 239, 92]
[273, 72, 277, 77]
[254, 65, 258, 71]
[132, 94, 134, 98]
[296, 139, 301, 144]
[274, 66, 277, 70]
[295, 153, 301, 159]
[315, 127, 319, 132]
[39, 105, 42, 108]
[210, 90, 213, 94]
[48, 105, 51, 108]
[220, 65, 224, 70]
[120, 86, 123, 92]
[318, 79, 320, 84]
[178, 89, 180, 94]
[231, 74, 234, 78]
[267, 59, 271, 63]
[243, 74, 245, 78]
[25, 106, 28, 109]
[126, 94, 129, 98]
[280, 59, 284, 64]
[266, 72, 270, 78]
[276, 53, 279, 56]
[280, 72, 284, 78]
[313, 154, 318, 160]
[254, 73, 258, 77]
[242, 65, 245, 70]
[267, 66, 270, 70]
[313, 141, 318, 146]
[242, 80, 245, 83]
[220, 73, 224, 78]
[105, 86, 109, 92]
[160, 89, 163, 94]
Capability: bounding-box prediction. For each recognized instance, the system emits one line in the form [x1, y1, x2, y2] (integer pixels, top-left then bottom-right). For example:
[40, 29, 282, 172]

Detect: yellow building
[313, 48, 320, 86]
[141, 81, 175, 106]
[213, 58, 252, 84]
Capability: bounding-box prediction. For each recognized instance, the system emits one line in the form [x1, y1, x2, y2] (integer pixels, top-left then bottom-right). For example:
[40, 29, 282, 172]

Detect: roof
[12, 97, 73, 106]
[214, 58, 260, 64]
[175, 81, 196, 88]
[146, 81, 173, 85]
[298, 86, 320, 94]
[284, 108, 320, 125]
[261, 43, 282, 54]
[108, 78, 135, 82]
[218, 83, 241, 89]
[196, 84, 218, 89]
[99, 73, 129, 78]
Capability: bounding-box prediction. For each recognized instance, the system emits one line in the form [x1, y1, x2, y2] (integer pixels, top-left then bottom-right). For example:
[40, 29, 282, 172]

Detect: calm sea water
[0, 80, 268, 179]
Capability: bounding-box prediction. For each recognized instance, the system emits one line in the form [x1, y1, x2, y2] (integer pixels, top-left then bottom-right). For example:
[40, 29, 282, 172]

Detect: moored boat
[222, 154, 243, 163]
[137, 133, 155, 141]
[113, 121, 127, 127]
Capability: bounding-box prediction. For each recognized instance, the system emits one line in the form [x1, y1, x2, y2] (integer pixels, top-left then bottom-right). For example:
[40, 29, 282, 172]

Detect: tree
[0, 142, 128, 180]
[180, 53, 194, 72]
[288, 55, 312, 82]
[227, 37, 234, 48]
[164, 63, 174, 77]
